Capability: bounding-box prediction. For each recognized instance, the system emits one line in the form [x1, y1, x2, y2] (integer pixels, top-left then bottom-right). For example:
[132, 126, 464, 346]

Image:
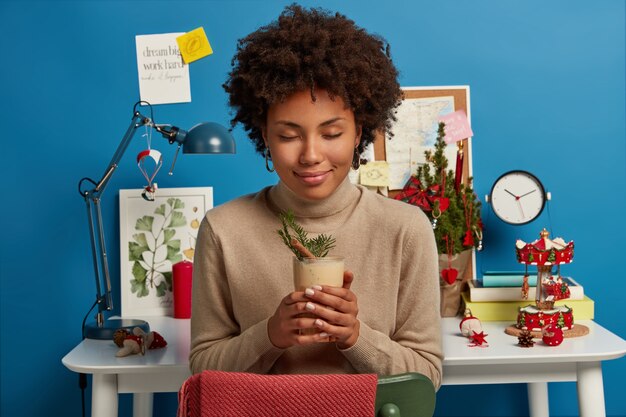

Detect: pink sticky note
[438, 110, 473, 144]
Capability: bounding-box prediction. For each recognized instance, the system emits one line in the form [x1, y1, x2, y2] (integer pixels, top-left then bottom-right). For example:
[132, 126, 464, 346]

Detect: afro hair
[223, 4, 402, 155]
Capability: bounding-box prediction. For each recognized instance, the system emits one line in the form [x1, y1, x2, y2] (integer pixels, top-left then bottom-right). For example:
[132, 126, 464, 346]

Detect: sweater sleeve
[339, 212, 443, 389]
[189, 217, 285, 374]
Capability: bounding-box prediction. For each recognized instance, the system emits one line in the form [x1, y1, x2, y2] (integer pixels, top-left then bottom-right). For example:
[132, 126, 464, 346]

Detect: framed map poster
[375, 86, 472, 192]
[119, 187, 212, 316]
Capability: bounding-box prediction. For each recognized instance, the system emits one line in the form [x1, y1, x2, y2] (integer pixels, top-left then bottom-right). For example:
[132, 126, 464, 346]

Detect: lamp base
[83, 318, 150, 340]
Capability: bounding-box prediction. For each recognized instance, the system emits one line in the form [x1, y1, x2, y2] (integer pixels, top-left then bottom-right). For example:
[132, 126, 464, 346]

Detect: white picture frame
[119, 187, 213, 316]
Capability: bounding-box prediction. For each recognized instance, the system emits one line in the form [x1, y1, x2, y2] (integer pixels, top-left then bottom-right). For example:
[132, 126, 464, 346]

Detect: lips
[295, 171, 330, 185]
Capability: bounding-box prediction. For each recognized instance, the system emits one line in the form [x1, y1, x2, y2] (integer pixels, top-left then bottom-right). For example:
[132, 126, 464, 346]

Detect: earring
[264, 148, 275, 173]
[351, 148, 361, 170]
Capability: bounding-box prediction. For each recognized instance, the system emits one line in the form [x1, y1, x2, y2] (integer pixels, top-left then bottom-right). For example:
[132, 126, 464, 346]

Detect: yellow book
[460, 292, 594, 321]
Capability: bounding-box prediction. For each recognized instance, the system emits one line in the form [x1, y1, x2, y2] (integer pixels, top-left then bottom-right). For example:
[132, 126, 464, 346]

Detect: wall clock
[486, 170, 550, 225]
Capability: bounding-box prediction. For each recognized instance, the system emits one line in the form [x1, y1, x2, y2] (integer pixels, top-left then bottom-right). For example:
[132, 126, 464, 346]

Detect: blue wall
[1, 1, 624, 416]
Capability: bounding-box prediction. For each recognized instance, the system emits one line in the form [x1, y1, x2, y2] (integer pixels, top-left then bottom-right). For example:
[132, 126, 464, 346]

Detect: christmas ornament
[441, 235, 458, 285]
[517, 330, 535, 348]
[515, 229, 576, 331]
[137, 148, 163, 201]
[474, 224, 484, 251]
[460, 309, 488, 346]
[544, 276, 571, 300]
[521, 274, 530, 300]
[541, 323, 564, 347]
[394, 177, 449, 214]
[462, 193, 475, 247]
[441, 268, 458, 285]
[459, 309, 482, 337]
[469, 331, 488, 346]
[113, 329, 131, 347]
[454, 141, 464, 193]
[115, 326, 168, 357]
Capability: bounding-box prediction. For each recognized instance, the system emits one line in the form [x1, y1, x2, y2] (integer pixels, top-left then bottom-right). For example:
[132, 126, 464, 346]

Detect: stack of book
[462, 272, 594, 321]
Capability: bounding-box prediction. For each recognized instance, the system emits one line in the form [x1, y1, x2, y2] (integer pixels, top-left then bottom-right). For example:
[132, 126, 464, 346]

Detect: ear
[354, 125, 362, 148]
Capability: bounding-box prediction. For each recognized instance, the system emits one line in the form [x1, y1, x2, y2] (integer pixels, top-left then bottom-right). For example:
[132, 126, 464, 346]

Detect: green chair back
[375, 373, 436, 417]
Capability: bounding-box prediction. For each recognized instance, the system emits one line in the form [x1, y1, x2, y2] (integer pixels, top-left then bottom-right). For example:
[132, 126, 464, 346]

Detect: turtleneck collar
[268, 176, 360, 220]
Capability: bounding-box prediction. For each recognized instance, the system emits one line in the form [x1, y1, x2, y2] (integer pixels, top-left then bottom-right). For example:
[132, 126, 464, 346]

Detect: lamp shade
[182, 122, 236, 154]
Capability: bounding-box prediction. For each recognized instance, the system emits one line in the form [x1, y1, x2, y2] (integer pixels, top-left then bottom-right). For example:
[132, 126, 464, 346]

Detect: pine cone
[113, 329, 131, 347]
[518, 330, 535, 348]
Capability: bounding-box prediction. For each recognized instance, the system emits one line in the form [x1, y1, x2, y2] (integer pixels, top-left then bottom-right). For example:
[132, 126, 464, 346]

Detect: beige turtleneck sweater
[189, 178, 443, 388]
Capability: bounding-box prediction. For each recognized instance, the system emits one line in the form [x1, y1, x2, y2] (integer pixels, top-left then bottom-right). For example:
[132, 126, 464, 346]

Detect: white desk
[62, 317, 626, 417]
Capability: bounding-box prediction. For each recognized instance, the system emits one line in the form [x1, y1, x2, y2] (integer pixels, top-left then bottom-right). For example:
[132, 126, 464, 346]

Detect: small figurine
[541, 323, 564, 347]
[521, 275, 530, 300]
[459, 309, 488, 347]
[114, 327, 168, 357]
[459, 308, 482, 337]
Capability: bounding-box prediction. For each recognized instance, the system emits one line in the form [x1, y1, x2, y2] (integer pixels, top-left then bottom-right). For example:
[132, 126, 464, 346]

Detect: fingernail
[315, 319, 324, 327]
[305, 302, 315, 311]
[312, 285, 322, 291]
[319, 332, 330, 338]
[305, 288, 314, 296]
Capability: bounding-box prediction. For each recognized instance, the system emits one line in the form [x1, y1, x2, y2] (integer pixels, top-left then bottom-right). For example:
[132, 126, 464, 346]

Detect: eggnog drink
[293, 256, 344, 291]
[293, 256, 344, 336]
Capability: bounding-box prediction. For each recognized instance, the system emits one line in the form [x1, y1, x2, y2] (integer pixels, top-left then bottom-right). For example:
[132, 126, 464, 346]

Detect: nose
[299, 136, 323, 165]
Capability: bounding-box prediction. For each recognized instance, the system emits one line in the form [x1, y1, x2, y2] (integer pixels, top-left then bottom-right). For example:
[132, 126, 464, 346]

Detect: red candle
[173, 260, 193, 319]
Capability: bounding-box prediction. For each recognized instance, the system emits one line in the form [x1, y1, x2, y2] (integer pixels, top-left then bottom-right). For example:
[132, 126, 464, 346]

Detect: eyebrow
[274, 117, 346, 128]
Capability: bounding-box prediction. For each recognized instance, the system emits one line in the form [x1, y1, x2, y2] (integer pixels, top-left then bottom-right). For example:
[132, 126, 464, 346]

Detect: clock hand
[504, 189, 519, 199]
[519, 189, 537, 199]
[516, 199, 526, 219]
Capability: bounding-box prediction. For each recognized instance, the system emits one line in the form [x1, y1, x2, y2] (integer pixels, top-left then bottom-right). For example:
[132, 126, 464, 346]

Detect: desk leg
[92, 374, 117, 417]
[527, 382, 549, 417]
[577, 361, 605, 417]
[133, 393, 154, 417]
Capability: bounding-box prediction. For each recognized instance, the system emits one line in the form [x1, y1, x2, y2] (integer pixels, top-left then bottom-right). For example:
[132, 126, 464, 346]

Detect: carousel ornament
[515, 229, 575, 332]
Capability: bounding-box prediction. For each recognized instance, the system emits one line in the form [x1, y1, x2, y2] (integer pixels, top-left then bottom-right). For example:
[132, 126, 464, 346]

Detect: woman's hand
[267, 270, 359, 349]
[267, 290, 328, 349]
[303, 270, 360, 349]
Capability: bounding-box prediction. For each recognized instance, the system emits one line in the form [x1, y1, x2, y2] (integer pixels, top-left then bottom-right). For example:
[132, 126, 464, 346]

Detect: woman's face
[263, 89, 361, 200]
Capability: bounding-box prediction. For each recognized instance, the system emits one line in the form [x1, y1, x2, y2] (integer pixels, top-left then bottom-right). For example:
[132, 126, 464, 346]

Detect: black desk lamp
[78, 101, 235, 339]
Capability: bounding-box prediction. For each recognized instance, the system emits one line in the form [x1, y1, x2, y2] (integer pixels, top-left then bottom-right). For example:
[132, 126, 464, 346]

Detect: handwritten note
[177, 27, 213, 64]
[135, 33, 191, 105]
[438, 110, 473, 144]
[360, 161, 390, 187]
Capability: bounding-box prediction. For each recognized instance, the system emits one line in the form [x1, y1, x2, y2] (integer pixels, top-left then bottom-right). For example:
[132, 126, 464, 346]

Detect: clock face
[489, 171, 546, 225]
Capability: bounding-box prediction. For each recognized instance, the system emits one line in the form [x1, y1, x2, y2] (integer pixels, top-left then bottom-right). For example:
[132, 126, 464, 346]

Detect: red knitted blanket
[178, 371, 378, 417]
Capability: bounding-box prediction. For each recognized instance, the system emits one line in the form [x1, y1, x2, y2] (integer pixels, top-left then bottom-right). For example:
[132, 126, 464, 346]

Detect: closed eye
[323, 132, 343, 139]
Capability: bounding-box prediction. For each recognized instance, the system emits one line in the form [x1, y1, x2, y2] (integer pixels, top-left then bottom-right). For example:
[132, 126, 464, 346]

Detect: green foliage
[277, 210, 336, 260]
[415, 122, 482, 255]
[128, 198, 186, 298]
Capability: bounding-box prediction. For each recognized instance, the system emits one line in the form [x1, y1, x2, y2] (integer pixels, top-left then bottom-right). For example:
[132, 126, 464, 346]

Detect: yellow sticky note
[176, 27, 213, 64]
[360, 161, 390, 187]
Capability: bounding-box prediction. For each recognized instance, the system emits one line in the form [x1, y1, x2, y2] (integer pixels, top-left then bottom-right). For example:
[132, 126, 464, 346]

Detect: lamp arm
[95, 112, 151, 194]
[80, 111, 150, 316]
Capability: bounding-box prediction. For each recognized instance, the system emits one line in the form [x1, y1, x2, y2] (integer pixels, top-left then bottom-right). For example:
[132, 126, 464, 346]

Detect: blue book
[481, 272, 537, 287]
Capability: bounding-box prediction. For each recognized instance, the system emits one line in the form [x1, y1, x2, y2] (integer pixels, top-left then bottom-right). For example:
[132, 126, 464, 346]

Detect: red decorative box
[516, 305, 574, 332]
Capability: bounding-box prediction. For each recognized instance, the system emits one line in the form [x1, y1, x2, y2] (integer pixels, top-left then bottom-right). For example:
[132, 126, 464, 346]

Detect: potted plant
[395, 122, 482, 316]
